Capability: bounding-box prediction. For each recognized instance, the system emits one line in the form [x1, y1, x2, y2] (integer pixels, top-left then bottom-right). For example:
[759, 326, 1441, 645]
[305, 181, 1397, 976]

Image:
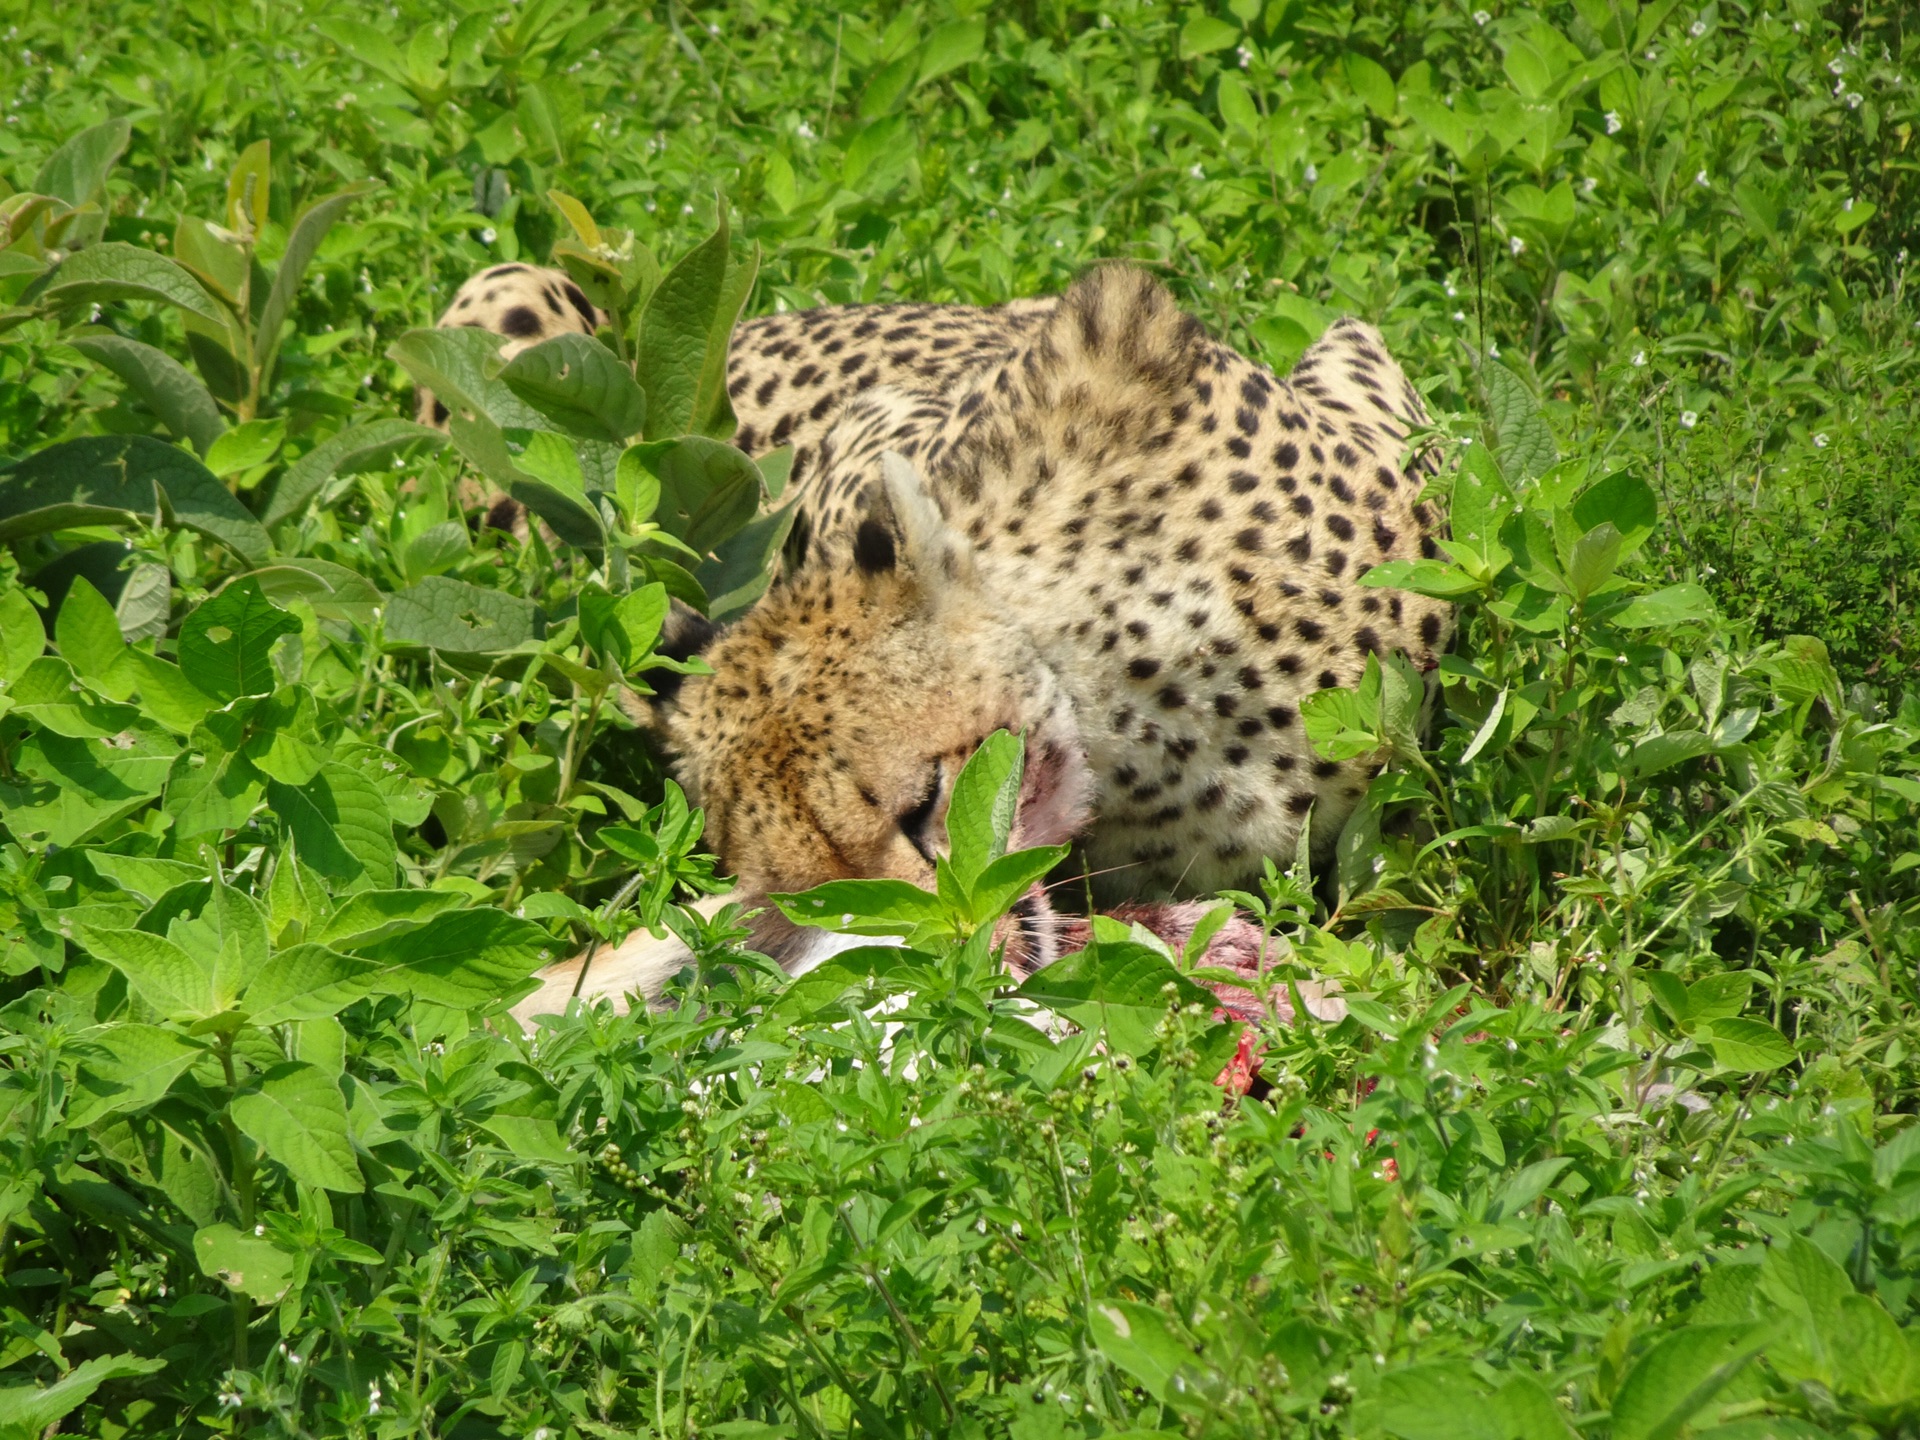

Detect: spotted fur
[428, 262, 1449, 973]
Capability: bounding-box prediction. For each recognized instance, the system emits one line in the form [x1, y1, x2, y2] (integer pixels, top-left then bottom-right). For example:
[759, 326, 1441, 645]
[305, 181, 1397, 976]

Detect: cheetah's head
[660, 454, 1094, 975]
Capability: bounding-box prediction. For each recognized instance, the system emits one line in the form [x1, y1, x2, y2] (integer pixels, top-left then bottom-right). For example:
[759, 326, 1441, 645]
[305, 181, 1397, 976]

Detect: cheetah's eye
[898, 764, 942, 864]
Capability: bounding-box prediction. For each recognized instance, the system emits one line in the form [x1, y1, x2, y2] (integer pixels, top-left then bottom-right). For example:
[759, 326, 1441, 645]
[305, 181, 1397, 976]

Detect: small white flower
[1488, 341, 1500, 356]
[1582, 176, 1598, 194]
[795, 120, 815, 140]
[1645, 47, 1657, 59]
[1509, 235, 1525, 255]
[1632, 349, 1647, 366]
[1473, 8, 1491, 23]
[255, 1223, 266, 1236]
[1695, 169, 1710, 186]
[1445, 280, 1458, 296]
[1188, 162, 1205, 179]
[1680, 410, 1698, 428]
[1303, 161, 1318, 181]
[1236, 44, 1252, 67]
[1813, 432, 1830, 447]
[1829, 57, 1845, 75]
[1844, 196, 1855, 211]
[1453, 310, 1467, 322]
[1846, 91, 1863, 108]
[1605, 110, 1623, 134]
[479, 226, 496, 243]
[1690, 18, 1706, 35]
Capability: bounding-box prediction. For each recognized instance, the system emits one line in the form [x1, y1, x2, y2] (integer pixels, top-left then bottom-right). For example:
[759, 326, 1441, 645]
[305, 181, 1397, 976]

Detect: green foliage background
[0, 0, 1916, 1437]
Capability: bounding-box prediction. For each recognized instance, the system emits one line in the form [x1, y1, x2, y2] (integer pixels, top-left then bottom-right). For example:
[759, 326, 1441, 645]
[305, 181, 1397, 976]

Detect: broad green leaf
[1481, 361, 1557, 480]
[1178, 14, 1241, 58]
[231, 1061, 362, 1192]
[579, 583, 668, 668]
[638, 209, 756, 439]
[256, 180, 376, 372]
[694, 503, 796, 621]
[501, 332, 647, 442]
[1488, 1156, 1572, 1220]
[54, 576, 127, 685]
[66, 334, 226, 457]
[384, 576, 543, 659]
[0, 435, 269, 564]
[0, 1353, 164, 1434]
[85, 850, 207, 903]
[23, 242, 227, 325]
[1614, 583, 1717, 629]
[313, 889, 469, 949]
[446, 411, 607, 548]
[947, 729, 1024, 890]
[919, 18, 986, 81]
[0, 585, 46, 683]
[261, 417, 445, 527]
[115, 649, 214, 734]
[1704, 1017, 1793, 1072]
[1365, 1361, 1505, 1440]
[1571, 470, 1657, 557]
[478, 1113, 574, 1164]
[1834, 200, 1876, 236]
[354, 907, 556, 1008]
[774, 879, 948, 935]
[968, 844, 1071, 924]
[203, 417, 285, 478]
[7, 655, 139, 738]
[84, 926, 215, 1019]
[1014, 940, 1215, 1055]
[1687, 971, 1753, 1023]
[243, 944, 376, 1025]
[1564, 521, 1622, 601]
[69, 1023, 202, 1124]
[267, 762, 395, 888]
[32, 117, 131, 207]
[242, 559, 383, 627]
[640, 436, 764, 556]
[1609, 1324, 1768, 1440]
[385, 325, 547, 430]
[177, 578, 300, 702]
[5, 726, 174, 846]
[1088, 1299, 1201, 1406]
[1345, 52, 1397, 117]
[224, 138, 272, 233]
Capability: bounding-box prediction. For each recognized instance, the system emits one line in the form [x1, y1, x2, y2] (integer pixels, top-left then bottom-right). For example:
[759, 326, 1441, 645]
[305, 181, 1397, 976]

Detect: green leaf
[66, 334, 226, 457]
[1481, 361, 1558, 480]
[84, 926, 216, 1019]
[70, 1023, 202, 1124]
[267, 762, 395, 888]
[242, 559, 384, 628]
[6, 726, 174, 846]
[231, 1061, 362, 1192]
[1565, 521, 1622, 601]
[947, 730, 1024, 891]
[116, 650, 215, 735]
[694, 502, 795, 622]
[243, 944, 376, 1025]
[1613, 583, 1717, 629]
[55, 576, 127, 685]
[262, 418, 446, 528]
[920, 18, 985, 81]
[384, 575, 543, 659]
[0, 585, 46, 683]
[0, 1353, 165, 1435]
[1014, 940, 1215, 1055]
[774, 879, 948, 935]
[7, 655, 139, 738]
[1834, 200, 1876, 236]
[0, 435, 270, 565]
[1366, 1362, 1505, 1440]
[501, 332, 647, 442]
[23, 241, 228, 325]
[1702, 1017, 1793, 1072]
[579, 583, 668, 668]
[968, 844, 1071, 925]
[177, 578, 300, 702]
[639, 436, 765, 557]
[1088, 1298, 1199, 1405]
[257, 181, 376, 373]
[33, 116, 131, 206]
[638, 210, 756, 439]
[1178, 14, 1241, 58]
[224, 138, 272, 232]
[1345, 52, 1398, 117]
[312, 889, 469, 948]
[446, 411, 607, 548]
[1609, 1324, 1769, 1440]
[1570, 471, 1658, 558]
[354, 907, 557, 1008]
[203, 417, 285, 478]
[385, 325, 547, 430]
[1488, 1156, 1572, 1220]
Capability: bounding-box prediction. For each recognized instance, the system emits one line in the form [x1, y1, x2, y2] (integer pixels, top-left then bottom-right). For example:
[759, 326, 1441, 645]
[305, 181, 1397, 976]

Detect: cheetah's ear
[857, 451, 975, 587]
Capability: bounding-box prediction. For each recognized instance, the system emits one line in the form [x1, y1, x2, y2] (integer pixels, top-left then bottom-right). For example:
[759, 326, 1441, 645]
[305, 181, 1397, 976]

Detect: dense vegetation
[0, 0, 1917, 1436]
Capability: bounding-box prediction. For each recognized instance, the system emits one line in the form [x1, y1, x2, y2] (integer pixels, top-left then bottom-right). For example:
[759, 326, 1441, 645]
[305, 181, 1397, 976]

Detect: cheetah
[426, 263, 1449, 996]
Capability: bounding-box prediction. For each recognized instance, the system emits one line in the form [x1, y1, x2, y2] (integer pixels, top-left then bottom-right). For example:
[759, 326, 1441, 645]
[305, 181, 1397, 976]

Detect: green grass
[0, 1, 1918, 1436]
